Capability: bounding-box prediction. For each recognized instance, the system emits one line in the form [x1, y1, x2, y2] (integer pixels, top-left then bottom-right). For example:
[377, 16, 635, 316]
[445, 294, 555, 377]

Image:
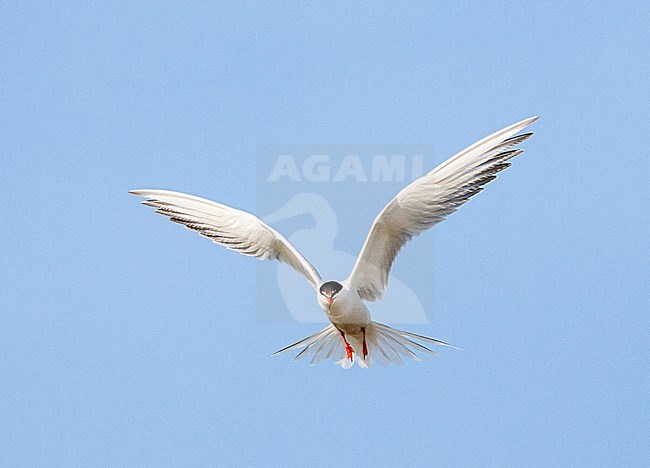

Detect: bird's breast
[325, 296, 370, 329]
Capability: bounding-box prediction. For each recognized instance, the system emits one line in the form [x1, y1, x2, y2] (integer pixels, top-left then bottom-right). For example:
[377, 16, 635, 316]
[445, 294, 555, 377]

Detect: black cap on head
[319, 281, 342, 297]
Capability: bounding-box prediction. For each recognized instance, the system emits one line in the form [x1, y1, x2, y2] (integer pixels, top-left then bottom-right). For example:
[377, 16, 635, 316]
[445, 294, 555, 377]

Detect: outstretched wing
[130, 189, 323, 289]
[347, 116, 538, 301]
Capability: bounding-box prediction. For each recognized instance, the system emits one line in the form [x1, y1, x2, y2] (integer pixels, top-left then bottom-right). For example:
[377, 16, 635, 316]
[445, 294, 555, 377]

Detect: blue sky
[2, 1, 649, 466]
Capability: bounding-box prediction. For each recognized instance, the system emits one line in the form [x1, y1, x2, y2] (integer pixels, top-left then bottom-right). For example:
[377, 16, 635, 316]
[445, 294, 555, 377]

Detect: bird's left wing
[347, 116, 538, 301]
[130, 189, 323, 289]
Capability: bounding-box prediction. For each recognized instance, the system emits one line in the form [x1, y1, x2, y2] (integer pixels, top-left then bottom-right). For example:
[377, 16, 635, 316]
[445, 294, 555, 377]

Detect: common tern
[131, 116, 538, 368]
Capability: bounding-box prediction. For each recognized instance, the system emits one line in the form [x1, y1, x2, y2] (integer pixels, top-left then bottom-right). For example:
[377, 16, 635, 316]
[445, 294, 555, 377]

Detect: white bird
[130, 116, 538, 368]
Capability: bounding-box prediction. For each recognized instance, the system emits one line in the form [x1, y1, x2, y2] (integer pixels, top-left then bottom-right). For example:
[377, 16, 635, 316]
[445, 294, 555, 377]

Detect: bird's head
[319, 281, 343, 307]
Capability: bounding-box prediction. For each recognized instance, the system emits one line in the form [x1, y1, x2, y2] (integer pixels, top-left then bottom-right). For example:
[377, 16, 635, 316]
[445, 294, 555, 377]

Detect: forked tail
[270, 321, 459, 368]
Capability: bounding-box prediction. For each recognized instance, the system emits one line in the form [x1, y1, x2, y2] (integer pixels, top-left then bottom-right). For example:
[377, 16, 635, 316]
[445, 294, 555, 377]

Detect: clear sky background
[2, 2, 649, 466]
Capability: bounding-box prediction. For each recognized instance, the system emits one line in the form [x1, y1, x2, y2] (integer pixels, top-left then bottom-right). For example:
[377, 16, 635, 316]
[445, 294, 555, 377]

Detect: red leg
[339, 330, 354, 361]
[361, 327, 368, 359]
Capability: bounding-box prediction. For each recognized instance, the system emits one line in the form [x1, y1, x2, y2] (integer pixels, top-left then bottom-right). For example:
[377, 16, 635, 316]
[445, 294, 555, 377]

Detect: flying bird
[130, 116, 538, 368]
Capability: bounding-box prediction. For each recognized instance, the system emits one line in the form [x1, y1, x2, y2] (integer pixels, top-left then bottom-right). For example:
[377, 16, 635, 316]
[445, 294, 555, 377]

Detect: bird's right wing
[347, 117, 538, 301]
[130, 189, 323, 289]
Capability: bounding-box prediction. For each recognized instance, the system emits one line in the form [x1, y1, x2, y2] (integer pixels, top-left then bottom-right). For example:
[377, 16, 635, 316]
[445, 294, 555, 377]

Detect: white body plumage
[317, 281, 370, 334]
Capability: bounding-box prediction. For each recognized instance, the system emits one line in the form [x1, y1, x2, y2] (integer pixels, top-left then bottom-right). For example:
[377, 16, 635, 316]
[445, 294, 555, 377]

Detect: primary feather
[130, 189, 323, 288]
[347, 116, 538, 302]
